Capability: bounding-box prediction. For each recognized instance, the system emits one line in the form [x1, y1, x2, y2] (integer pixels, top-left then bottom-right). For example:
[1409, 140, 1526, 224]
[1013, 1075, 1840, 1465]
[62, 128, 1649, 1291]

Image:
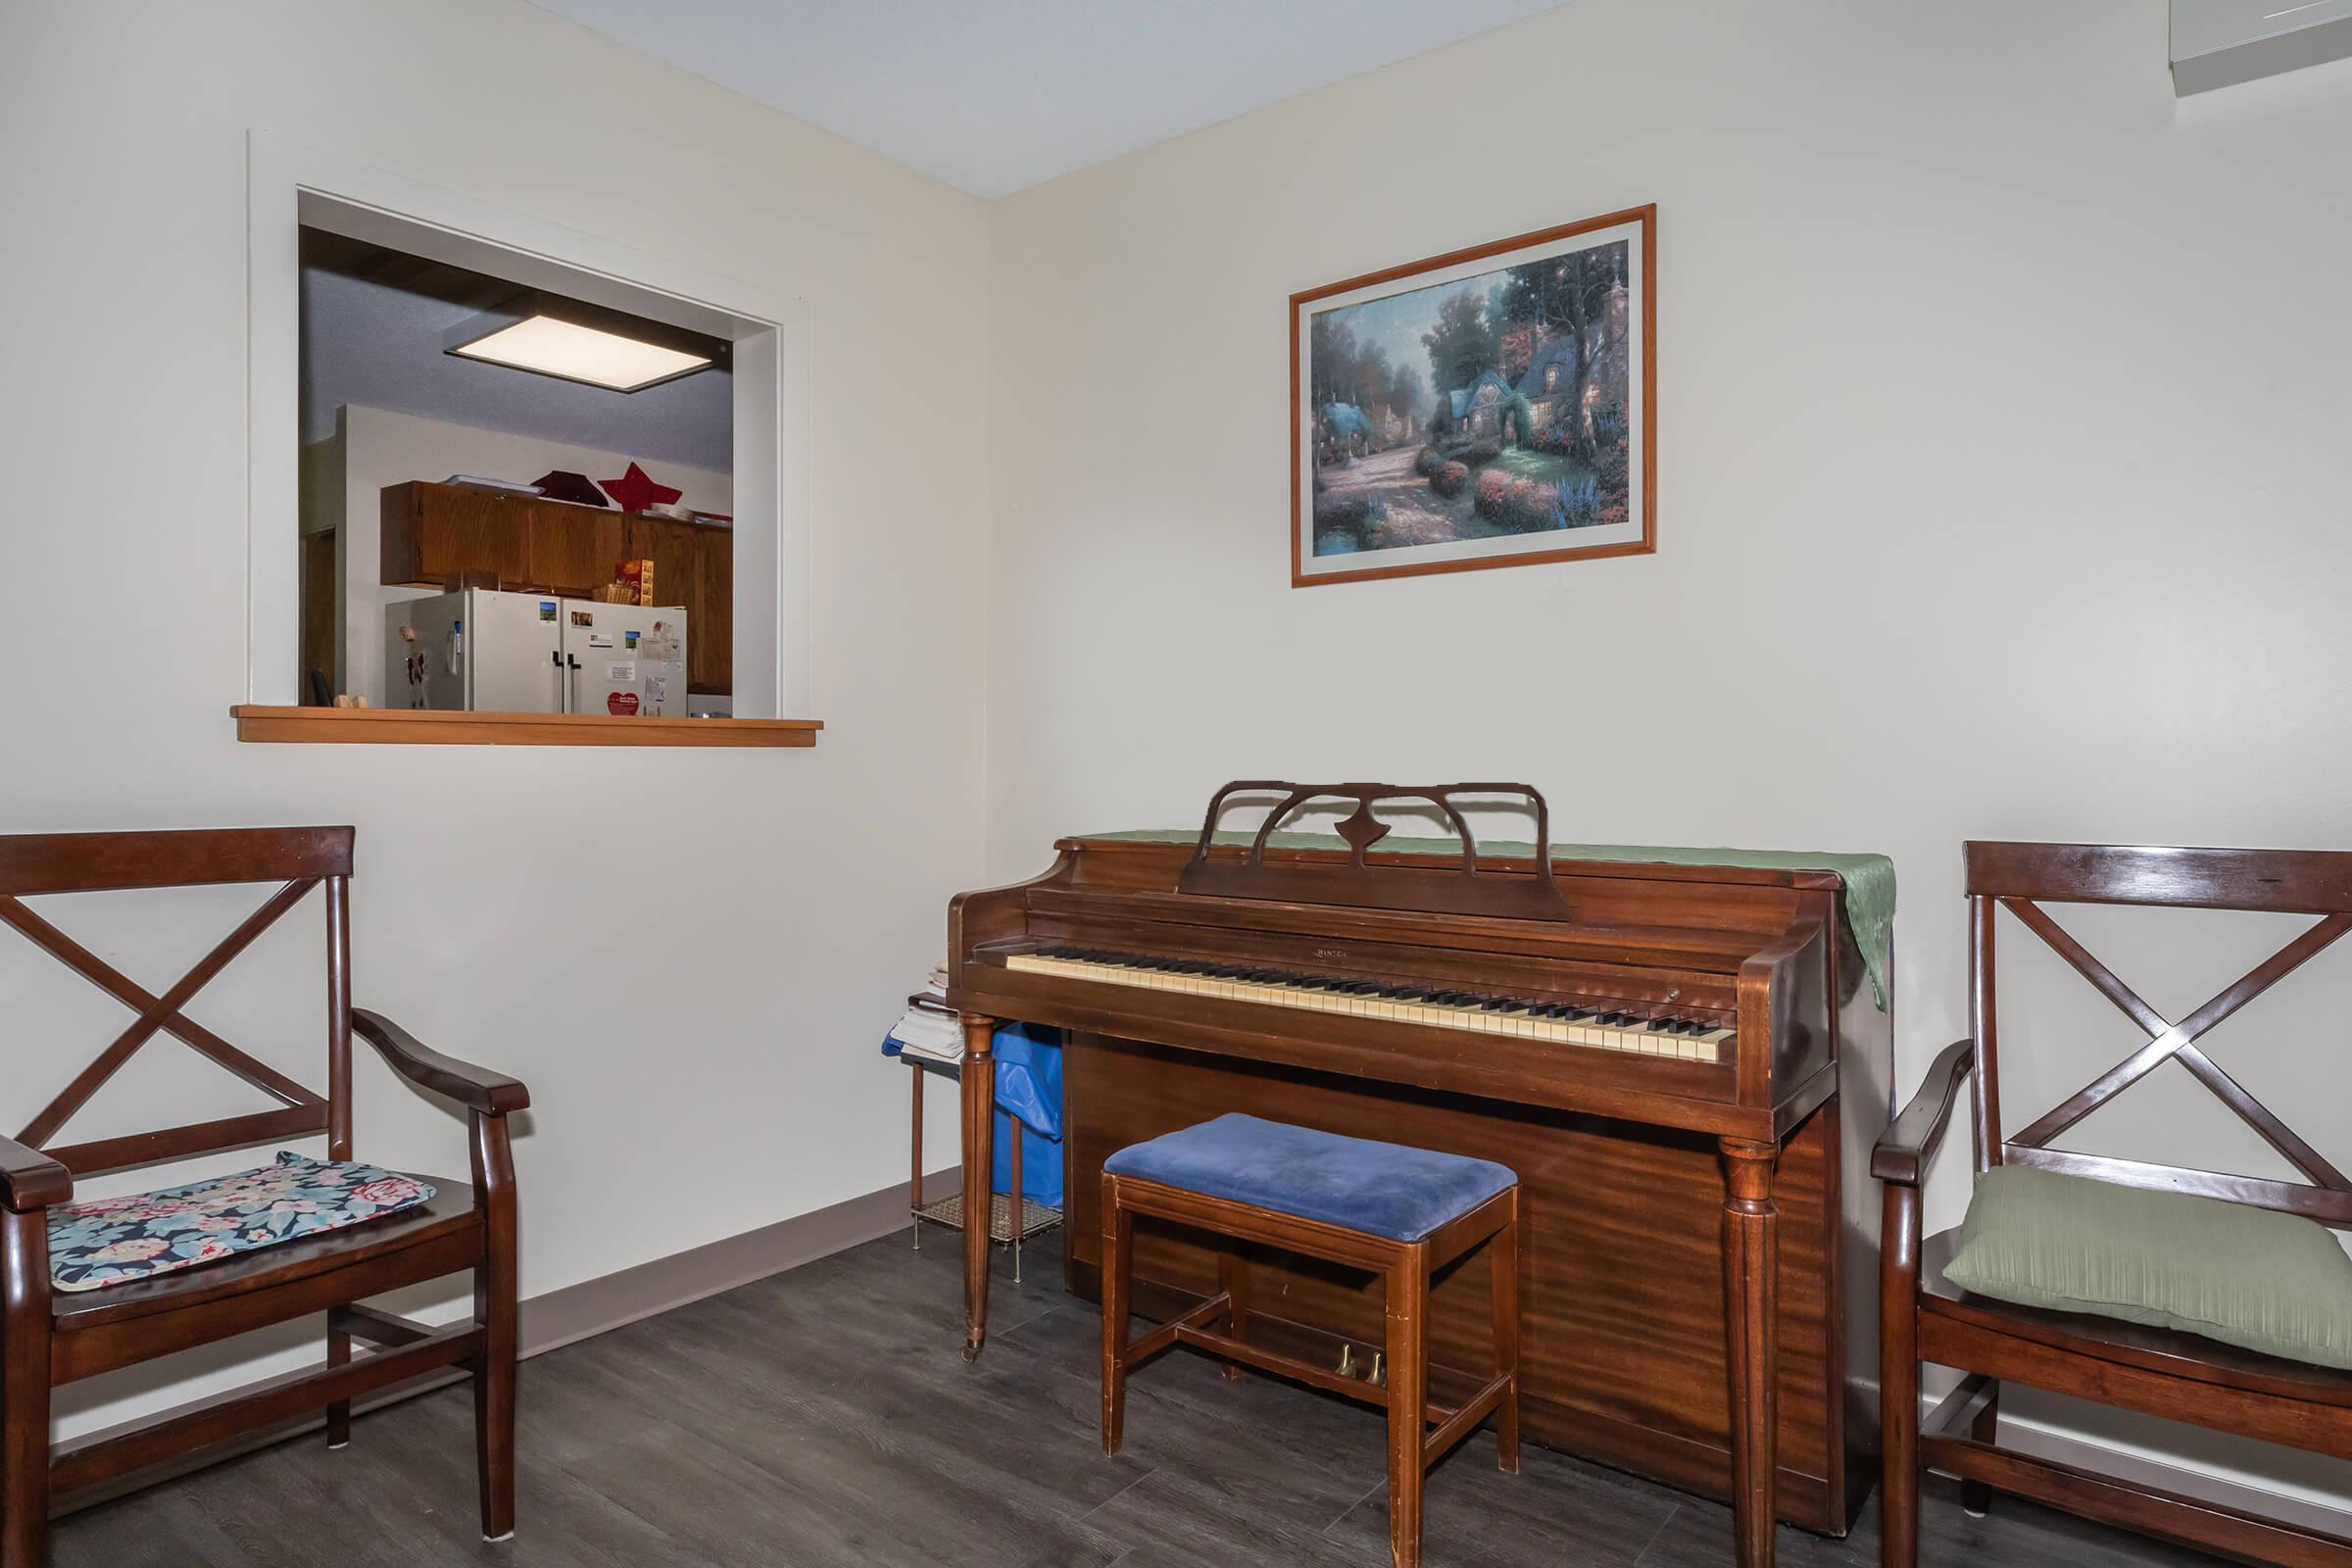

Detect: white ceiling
[301, 260, 732, 471]
[527, 0, 1564, 199]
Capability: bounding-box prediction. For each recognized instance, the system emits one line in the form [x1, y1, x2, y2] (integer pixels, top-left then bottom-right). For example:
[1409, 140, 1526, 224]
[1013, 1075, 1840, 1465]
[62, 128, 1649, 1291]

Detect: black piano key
[1645, 1016, 1675, 1032]
[1496, 1000, 1529, 1013]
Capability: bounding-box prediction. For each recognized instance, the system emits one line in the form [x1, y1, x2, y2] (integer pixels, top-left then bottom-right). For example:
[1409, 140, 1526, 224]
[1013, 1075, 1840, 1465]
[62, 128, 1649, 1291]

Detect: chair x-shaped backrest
[0, 826, 355, 1177]
[1966, 840, 2352, 1226]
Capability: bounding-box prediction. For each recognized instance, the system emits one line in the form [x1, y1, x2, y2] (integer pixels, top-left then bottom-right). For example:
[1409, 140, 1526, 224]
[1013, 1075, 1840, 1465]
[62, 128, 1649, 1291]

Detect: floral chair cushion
[48, 1152, 436, 1294]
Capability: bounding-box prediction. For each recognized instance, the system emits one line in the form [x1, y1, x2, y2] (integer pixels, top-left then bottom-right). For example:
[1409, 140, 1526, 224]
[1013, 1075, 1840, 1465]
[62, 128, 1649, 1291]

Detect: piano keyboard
[1006, 948, 1733, 1063]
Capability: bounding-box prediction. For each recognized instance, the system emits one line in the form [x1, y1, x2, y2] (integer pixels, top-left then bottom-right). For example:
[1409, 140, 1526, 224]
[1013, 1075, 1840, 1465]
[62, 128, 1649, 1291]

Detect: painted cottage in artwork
[1517, 337, 1583, 435]
[1513, 277, 1633, 442]
[1433, 369, 1514, 440]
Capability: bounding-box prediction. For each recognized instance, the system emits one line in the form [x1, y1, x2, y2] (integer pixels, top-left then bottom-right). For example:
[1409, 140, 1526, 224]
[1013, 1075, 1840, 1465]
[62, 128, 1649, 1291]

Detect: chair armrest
[0, 1133, 72, 1213]
[352, 1008, 530, 1116]
[1871, 1039, 1974, 1187]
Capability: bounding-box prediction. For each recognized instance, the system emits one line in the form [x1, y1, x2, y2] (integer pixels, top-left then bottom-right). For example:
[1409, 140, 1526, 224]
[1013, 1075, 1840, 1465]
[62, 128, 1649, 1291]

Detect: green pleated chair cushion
[1942, 1164, 2352, 1371]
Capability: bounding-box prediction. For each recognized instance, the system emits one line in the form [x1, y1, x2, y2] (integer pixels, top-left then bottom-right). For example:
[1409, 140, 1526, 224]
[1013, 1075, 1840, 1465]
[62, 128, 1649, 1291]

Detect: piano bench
[1099, 1114, 1522, 1568]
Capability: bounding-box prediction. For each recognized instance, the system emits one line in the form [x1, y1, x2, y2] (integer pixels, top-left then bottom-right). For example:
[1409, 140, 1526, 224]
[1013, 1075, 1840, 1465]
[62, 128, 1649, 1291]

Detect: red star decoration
[599, 462, 682, 514]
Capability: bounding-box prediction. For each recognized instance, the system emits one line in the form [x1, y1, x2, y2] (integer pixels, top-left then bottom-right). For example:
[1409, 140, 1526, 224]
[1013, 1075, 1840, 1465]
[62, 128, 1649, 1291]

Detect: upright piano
[943, 784, 1887, 1568]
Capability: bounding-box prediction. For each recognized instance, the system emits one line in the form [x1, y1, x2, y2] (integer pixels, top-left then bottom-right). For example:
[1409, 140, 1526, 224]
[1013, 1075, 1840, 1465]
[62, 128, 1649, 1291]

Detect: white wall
[985, 0, 2352, 1517]
[0, 1, 988, 1438]
[316, 405, 732, 706]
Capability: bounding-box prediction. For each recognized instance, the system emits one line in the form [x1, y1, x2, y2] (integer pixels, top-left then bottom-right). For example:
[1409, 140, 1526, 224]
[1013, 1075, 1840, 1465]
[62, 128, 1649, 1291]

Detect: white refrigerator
[386, 589, 689, 716]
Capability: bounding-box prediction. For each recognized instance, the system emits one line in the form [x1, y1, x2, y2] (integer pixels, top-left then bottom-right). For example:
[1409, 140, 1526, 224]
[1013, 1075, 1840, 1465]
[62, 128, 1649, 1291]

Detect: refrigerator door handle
[565, 654, 582, 715]
[550, 650, 565, 713]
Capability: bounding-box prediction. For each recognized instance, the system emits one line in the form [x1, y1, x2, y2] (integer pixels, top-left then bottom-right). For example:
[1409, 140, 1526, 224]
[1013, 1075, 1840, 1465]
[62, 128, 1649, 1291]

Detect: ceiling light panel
[449, 314, 712, 392]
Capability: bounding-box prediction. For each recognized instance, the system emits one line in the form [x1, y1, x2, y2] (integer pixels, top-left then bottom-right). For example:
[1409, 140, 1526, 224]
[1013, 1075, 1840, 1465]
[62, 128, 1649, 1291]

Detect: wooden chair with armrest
[0, 826, 528, 1567]
[1876, 840, 2352, 1567]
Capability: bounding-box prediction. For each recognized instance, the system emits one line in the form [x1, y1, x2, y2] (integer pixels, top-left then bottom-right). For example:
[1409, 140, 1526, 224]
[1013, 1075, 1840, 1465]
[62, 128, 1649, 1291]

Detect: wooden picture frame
[1291, 205, 1656, 588]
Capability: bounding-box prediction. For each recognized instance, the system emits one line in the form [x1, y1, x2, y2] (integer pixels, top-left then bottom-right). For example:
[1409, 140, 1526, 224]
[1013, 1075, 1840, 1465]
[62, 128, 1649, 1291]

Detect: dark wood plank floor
[54, 1225, 2225, 1567]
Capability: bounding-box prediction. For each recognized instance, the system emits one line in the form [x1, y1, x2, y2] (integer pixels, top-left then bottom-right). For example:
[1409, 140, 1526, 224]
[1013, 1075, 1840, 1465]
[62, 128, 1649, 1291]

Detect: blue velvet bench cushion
[1103, 1113, 1516, 1242]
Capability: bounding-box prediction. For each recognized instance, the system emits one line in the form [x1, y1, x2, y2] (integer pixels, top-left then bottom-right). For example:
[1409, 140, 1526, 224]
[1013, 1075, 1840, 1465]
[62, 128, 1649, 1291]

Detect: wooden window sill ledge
[230, 707, 822, 748]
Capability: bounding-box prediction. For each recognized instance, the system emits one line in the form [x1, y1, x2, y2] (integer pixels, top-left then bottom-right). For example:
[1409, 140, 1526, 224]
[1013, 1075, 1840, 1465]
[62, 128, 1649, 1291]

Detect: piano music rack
[1180, 780, 1574, 919]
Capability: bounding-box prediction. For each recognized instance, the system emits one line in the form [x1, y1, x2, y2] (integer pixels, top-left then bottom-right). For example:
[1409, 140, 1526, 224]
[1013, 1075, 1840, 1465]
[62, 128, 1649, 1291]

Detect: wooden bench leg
[1386, 1248, 1430, 1568]
[2, 1211, 52, 1568]
[1492, 1191, 1520, 1474]
[1101, 1174, 1132, 1457]
[1217, 1244, 1248, 1382]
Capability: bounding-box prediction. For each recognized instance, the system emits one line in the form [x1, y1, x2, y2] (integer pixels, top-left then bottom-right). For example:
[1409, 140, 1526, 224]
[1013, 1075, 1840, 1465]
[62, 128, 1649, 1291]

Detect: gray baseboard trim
[54, 1166, 961, 1515]
[521, 1164, 959, 1356]
[1856, 1375, 2352, 1539]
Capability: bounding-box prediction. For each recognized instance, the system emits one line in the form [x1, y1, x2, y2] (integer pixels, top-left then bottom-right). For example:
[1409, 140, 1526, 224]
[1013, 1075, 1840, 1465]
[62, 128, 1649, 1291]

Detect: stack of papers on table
[886, 968, 961, 1063]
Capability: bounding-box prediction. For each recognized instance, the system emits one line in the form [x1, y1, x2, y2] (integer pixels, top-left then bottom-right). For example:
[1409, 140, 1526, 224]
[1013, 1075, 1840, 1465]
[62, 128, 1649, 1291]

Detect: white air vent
[2173, 0, 2352, 93]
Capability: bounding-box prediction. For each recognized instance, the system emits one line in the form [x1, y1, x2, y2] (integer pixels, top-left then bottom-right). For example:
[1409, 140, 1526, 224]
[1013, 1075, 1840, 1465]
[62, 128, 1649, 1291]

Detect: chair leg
[1100, 1175, 1132, 1457]
[472, 1113, 519, 1544]
[324, 1322, 352, 1448]
[1491, 1195, 1520, 1475]
[1385, 1250, 1430, 1568]
[1961, 1381, 2000, 1518]
[2, 1211, 52, 1568]
[1880, 1186, 1922, 1568]
[1216, 1244, 1248, 1382]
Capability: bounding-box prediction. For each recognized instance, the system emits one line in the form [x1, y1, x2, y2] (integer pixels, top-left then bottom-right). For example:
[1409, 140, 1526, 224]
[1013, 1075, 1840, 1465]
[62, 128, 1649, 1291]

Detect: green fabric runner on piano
[1085, 829, 1895, 1012]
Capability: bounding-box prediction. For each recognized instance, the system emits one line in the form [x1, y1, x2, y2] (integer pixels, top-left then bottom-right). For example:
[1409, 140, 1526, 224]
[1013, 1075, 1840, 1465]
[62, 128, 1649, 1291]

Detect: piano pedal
[1337, 1344, 1356, 1380]
[1368, 1351, 1386, 1388]
[1333, 1345, 1388, 1388]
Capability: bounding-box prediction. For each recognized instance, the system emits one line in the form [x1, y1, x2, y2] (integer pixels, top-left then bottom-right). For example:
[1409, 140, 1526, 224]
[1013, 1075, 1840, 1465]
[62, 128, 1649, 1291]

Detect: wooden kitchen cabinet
[623, 514, 698, 615]
[689, 528, 732, 696]
[380, 481, 531, 589]
[528, 504, 628, 597]
[378, 481, 734, 695]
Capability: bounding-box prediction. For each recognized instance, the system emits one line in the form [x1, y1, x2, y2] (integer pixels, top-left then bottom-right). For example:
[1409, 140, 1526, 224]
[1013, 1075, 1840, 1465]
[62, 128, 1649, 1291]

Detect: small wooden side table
[902, 996, 1059, 1281]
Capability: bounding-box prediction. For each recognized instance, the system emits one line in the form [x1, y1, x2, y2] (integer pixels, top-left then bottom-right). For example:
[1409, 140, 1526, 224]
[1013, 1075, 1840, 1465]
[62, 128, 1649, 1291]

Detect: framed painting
[1291, 204, 1655, 587]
